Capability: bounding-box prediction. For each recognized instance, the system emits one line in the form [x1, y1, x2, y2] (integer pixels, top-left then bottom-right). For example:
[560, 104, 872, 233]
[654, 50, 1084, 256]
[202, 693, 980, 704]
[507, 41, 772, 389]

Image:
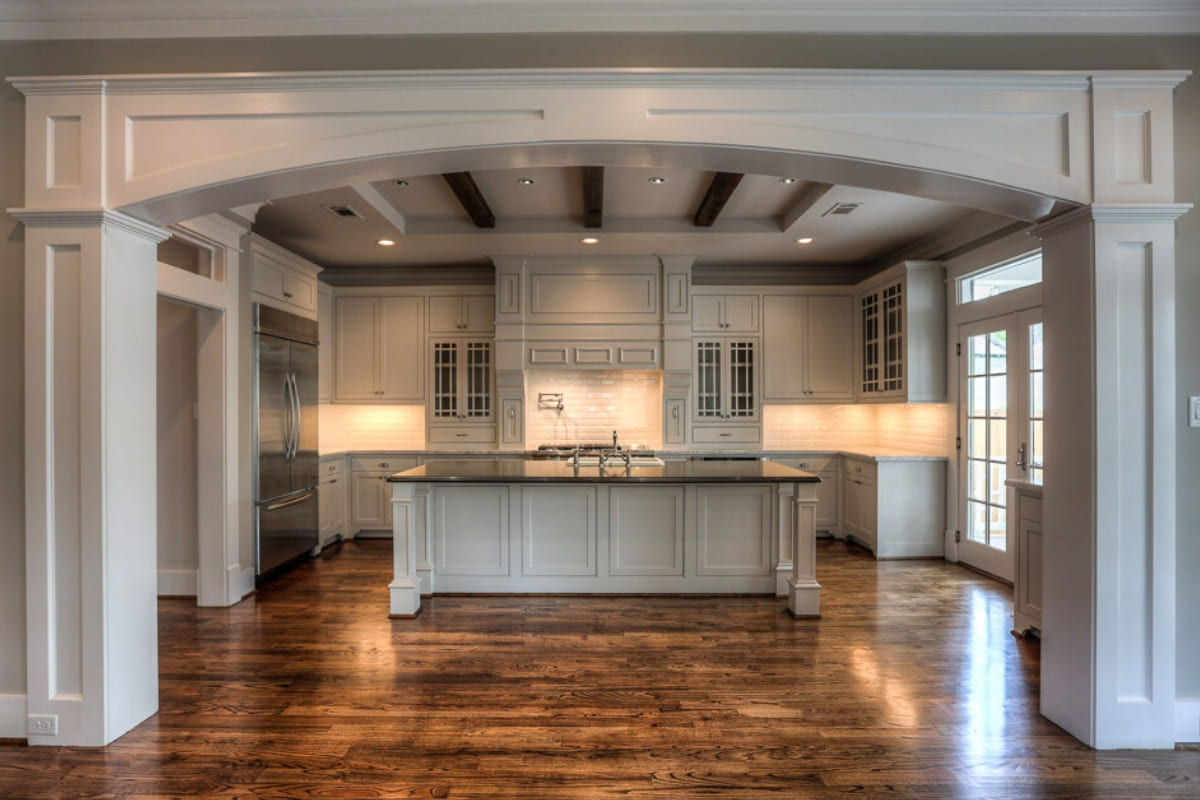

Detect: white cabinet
[429, 294, 494, 334]
[249, 234, 321, 318]
[1011, 482, 1044, 636]
[334, 295, 425, 402]
[842, 456, 945, 558]
[692, 293, 759, 333]
[691, 337, 760, 446]
[773, 456, 839, 532]
[856, 261, 946, 402]
[762, 295, 855, 402]
[695, 485, 773, 576]
[350, 455, 419, 533]
[318, 456, 345, 546]
[428, 338, 495, 447]
[317, 285, 333, 404]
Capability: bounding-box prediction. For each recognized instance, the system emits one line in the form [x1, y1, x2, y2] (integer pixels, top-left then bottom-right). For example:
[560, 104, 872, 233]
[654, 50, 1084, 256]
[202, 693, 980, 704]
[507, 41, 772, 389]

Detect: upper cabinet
[762, 294, 855, 402]
[429, 294, 495, 335]
[334, 295, 425, 403]
[249, 234, 321, 319]
[692, 293, 759, 334]
[856, 261, 946, 403]
[317, 285, 333, 404]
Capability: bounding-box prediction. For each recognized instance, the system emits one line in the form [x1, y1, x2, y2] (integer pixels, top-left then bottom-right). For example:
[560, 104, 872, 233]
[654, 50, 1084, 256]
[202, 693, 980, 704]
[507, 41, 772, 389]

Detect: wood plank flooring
[2, 538, 1197, 799]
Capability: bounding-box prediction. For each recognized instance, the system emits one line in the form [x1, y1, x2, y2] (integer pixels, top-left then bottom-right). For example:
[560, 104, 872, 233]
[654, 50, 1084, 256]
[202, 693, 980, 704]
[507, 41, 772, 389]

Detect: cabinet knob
[283, 291, 293, 299]
[328, 478, 337, 484]
[379, 462, 390, 468]
[799, 462, 809, 468]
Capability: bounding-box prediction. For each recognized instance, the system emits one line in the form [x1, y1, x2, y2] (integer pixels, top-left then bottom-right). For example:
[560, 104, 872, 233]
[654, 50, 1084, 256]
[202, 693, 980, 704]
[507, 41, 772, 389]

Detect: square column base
[787, 578, 821, 618]
[388, 579, 422, 618]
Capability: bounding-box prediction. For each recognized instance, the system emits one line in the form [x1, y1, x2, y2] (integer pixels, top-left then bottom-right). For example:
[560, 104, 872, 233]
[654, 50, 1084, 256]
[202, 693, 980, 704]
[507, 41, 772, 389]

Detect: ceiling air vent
[322, 204, 364, 220]
[821, 202, 861, 217]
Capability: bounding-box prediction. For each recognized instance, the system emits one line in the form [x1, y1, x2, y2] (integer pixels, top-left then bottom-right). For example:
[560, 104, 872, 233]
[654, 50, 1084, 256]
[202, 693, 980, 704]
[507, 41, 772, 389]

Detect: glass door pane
[963, 328, 1007, 551]
[1027, 320, 1045, 485]
[465, 340, 491, 419]
[432, 341, 458, 418]
[695, 341, 722, 418]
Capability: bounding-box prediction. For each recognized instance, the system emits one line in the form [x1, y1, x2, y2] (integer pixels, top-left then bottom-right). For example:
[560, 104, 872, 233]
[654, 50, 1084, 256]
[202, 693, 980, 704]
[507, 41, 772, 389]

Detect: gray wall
[1, 33, 1197, 700]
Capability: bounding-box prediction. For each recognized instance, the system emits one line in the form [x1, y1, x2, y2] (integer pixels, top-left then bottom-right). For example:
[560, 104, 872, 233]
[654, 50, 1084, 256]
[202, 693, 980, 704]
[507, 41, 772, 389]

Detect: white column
[1035, 204, 1187, 748]
[787, 481, 821, 617]
[17, 210, 168, 746]
[389, 481, 422, 617]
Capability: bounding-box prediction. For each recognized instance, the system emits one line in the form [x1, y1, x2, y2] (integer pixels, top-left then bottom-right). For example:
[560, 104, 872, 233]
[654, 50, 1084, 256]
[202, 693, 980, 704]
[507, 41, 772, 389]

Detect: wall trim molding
[156, 569, 198, 598]
[0, 694, 26, 739]
[8, 209, 170, 243]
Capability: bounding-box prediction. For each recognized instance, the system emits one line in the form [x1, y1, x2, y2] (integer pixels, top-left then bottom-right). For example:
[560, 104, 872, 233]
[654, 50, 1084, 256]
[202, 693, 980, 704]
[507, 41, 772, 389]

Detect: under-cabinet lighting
[581, 237, 600, 245]
[377, 239, 396, 246]
[795, 237, 815, 245]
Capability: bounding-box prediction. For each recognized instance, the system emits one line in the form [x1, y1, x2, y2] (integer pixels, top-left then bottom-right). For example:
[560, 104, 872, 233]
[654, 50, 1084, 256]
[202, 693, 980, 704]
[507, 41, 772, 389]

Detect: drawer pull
[379, 462, 390, 468]
[456, 433, 469, 438]
[799, 462, 809, 468]
[328, 478, 337, 484]
[719, 433, 731, 437]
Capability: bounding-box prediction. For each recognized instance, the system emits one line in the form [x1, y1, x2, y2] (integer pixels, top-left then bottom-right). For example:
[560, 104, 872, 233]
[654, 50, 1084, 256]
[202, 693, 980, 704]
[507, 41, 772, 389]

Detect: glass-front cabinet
[691, 337, 761, 447]
[856, 261, 945, 403]
[428, 338, 496, 447]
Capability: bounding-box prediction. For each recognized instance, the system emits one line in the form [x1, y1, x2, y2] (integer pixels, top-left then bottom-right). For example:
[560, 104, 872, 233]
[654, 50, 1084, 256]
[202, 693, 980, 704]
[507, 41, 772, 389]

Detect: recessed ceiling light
[795, 237, 815, 245]
[648, 176, 667, 184]
[779, 177, 797, 184]
[394, 180, 409, 187]
[518, 177, 535, 185]
[581, 237, 600, 245]
[377, 239, 396, 247]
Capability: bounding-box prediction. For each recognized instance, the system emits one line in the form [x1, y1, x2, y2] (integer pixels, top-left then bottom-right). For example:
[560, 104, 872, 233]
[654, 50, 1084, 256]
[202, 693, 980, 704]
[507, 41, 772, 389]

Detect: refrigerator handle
[287, 372, 301, 461]
[264, 487, 318, 512]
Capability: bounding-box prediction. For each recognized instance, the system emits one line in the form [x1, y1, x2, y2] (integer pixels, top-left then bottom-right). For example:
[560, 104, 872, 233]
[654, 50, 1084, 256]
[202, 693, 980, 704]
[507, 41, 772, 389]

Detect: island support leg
[787, 481, 821, 617]
[389, 482, 422, 618]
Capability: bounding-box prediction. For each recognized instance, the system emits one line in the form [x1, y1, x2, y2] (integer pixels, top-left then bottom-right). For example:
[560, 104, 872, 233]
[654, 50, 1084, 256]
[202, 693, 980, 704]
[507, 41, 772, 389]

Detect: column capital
[1031, 203, 1191, 239]
[9, 208, 170, 243]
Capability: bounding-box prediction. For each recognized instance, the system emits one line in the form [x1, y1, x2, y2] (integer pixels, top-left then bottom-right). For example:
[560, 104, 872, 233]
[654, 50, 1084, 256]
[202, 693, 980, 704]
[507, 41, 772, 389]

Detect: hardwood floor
[2, 538, 1197, 799]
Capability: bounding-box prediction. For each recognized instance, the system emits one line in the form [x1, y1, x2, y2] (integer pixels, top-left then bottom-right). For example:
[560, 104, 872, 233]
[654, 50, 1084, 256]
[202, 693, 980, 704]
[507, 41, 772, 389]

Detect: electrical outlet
[1190, 396, 1200, 428]
[27, 714, 58, 736]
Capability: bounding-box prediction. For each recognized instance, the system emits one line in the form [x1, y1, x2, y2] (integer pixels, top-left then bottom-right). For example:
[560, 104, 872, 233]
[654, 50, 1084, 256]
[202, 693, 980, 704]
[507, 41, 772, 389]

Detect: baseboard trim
[0, 694, 27, 739]
[157, 568, 198, 597]
[1176, 699, 1200, 743]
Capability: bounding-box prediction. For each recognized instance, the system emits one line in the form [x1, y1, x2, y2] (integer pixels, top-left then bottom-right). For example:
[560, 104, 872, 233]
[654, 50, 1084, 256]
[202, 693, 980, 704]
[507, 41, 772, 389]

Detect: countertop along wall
[0, 32, 1196, 730]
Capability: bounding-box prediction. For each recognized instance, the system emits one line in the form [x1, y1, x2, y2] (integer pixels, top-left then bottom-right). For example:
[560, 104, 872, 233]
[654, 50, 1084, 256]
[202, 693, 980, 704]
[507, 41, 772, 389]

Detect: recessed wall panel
[47, 116, 82, 189]
[435, 486, 509, 576]
[609, 487, 684, 576]
[1115, 112, 1151, 186]
[522, 487, 596, 576]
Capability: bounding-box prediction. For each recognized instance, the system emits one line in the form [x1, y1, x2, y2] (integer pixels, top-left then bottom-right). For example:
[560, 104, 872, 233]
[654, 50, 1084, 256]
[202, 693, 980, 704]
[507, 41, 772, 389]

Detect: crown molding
[1030, 203, 1193, 238]
[7, 208, 170, 242]
[1, 1, 1197, 41]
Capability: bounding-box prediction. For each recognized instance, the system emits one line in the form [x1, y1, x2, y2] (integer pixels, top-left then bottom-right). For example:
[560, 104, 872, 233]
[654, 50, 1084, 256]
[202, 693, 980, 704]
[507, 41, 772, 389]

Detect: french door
[957, 309, 1043, 581]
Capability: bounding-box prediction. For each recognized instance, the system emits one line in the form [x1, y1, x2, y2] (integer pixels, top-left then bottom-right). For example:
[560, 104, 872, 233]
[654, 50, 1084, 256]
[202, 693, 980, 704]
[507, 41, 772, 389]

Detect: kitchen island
[386, 459, 821, 618]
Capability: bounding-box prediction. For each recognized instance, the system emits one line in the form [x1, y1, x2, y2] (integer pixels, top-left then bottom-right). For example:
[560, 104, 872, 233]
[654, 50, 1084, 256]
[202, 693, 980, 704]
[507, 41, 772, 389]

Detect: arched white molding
[6, 67, 1191, 749]
[15, 69, 1178, 224]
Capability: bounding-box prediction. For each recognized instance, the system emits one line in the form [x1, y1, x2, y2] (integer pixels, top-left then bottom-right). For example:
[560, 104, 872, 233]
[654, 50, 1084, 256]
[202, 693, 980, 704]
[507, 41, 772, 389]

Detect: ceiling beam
[780, 182, 834, 232]
[693, 171, 744, 227]
[582, 166, 604, 229]
[442, 171, 496, 228]
[351, 182, 407, 235]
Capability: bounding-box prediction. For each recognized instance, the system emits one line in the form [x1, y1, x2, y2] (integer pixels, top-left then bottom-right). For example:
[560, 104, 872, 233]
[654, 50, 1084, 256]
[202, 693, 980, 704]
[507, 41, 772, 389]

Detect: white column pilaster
[787, 481, 820, 617]
[16, 209, 168, 746]
[389, 481, 422, 617]
[1035, 203, 1188, 748]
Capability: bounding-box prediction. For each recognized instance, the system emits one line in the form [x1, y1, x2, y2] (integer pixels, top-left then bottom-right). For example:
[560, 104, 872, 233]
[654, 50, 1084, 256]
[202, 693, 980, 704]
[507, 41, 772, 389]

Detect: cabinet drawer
[351, 456, 418, 473]
[774, 456, 836, 473]
[691, 425, 761, 444]
[320, 458, 345, 478]
[843, 458, 878, 482]
[428, 425, 497, 445]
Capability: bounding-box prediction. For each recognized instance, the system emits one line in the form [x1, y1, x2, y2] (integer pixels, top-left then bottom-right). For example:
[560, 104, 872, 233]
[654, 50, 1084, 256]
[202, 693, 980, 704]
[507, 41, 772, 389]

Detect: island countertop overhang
[386, 458, 821, 484]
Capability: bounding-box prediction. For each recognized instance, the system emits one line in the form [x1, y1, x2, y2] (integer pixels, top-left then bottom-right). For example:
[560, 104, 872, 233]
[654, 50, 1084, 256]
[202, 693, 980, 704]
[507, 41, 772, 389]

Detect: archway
[10, 67, 1186, 747]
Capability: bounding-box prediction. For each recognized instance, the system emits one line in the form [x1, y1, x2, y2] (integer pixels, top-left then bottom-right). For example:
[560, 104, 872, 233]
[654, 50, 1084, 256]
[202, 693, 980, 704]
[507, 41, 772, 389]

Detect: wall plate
[1190, 396, 1200, 428]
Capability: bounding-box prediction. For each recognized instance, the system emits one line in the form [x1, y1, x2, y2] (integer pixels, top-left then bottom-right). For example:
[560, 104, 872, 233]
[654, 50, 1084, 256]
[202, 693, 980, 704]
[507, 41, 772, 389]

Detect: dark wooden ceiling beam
[442, 171, 496, 228]
[582, 166, 604, 228]
[693, 171, 744, 227]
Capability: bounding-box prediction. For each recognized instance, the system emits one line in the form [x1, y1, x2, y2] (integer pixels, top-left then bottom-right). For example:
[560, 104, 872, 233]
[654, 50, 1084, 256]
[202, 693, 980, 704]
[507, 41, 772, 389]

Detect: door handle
[1015, 442, 1028, 471]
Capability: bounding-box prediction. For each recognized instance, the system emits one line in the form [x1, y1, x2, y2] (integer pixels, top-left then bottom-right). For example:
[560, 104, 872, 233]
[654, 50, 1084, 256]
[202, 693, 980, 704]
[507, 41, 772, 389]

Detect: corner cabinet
[762, 295, 855, 402]
[334, 295, 425, 403]
[318, 456, 346, 547]
[856, 261, 946, 402]
[842, 456, 946, 559]
[691, 337, 761, 446]
[350, 455, 419, 534]
[427, 338, 496, 447]
[249, 234, 321, 319]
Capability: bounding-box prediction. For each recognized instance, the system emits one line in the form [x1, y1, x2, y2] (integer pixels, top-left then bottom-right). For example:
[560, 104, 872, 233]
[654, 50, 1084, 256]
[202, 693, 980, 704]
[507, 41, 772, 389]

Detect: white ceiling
[250, 164, 1007, 283]
[1, 0, 1197, 39]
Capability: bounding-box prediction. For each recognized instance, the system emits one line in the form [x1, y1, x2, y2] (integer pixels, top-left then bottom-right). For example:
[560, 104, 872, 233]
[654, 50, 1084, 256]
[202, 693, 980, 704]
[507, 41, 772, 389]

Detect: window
[958, 252, 1042, 304]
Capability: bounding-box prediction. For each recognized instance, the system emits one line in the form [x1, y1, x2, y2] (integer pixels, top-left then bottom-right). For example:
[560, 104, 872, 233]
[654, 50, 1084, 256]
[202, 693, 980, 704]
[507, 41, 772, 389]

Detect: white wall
[156, 298, 199, 595]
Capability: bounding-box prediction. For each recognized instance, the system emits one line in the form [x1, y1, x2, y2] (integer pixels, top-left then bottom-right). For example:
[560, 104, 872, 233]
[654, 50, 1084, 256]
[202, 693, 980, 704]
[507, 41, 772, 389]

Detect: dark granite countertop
[387, 458, 820, 484]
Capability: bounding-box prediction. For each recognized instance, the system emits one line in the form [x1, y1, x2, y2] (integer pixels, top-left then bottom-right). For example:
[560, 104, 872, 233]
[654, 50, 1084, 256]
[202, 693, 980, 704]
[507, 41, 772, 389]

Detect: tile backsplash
[764, 403, 952, 456]
[318, 404, 425, 453]
[524, 369, 663, 448]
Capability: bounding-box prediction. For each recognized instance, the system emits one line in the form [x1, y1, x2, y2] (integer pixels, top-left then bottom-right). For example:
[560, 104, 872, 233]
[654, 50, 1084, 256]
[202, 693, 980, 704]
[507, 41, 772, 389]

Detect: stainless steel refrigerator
[254, 304, 320, 578]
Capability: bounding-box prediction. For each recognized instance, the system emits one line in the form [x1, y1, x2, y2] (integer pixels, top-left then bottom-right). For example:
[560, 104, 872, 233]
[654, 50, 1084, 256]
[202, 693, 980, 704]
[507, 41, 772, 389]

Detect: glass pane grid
[861, 293, 880, 393]
[696, 341, 722, 418]
[963, 329, 1008, 552]
[728, 341, 755, 418]
[1028, 322, 1045, 486]
[433, 342, 458, 418]
[465, 341, 491, 418]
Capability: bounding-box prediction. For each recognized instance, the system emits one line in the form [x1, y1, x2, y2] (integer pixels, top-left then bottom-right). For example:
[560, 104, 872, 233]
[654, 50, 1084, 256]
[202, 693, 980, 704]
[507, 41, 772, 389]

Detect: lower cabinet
[772, 456, 839, 532]
[318, 456, 346, 546]
[350, 455, 419, 534]
[1011, 482, 1044, 636]
[842, 456, 945, 559]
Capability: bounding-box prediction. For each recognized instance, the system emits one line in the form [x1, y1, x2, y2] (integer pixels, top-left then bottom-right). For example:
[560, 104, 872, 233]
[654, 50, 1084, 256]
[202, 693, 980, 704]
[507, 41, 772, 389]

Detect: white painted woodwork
[388, 481, 421, 617]
[1010, 482, 1044, 636]
[248, 234, 321, 318]
[334, 295, 425, 402]
[434, 486, 510, 576]
[20, 211, 167, 746]
[663, 398, 686, 446]
[692, 293, 759, 333]
[500, 398, 523, 445]
[608, 487, 685, 576]
[842, 456, 946, 559]
[317, 284, 333, 404]
[772, 456, 839, 536]
[156, 298, 199, 597]
[428, 294, 495, 334]
[762, 294, 855, 402]
[1036, 204, 1186, 749]
[8, 66, 1190, 747]
[695, 486, 772, 576]
[856, 261, 947, 402]
[522, 486, 597, 576]
[318, 456, 346, 547]
[349, 456, 418, 533]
